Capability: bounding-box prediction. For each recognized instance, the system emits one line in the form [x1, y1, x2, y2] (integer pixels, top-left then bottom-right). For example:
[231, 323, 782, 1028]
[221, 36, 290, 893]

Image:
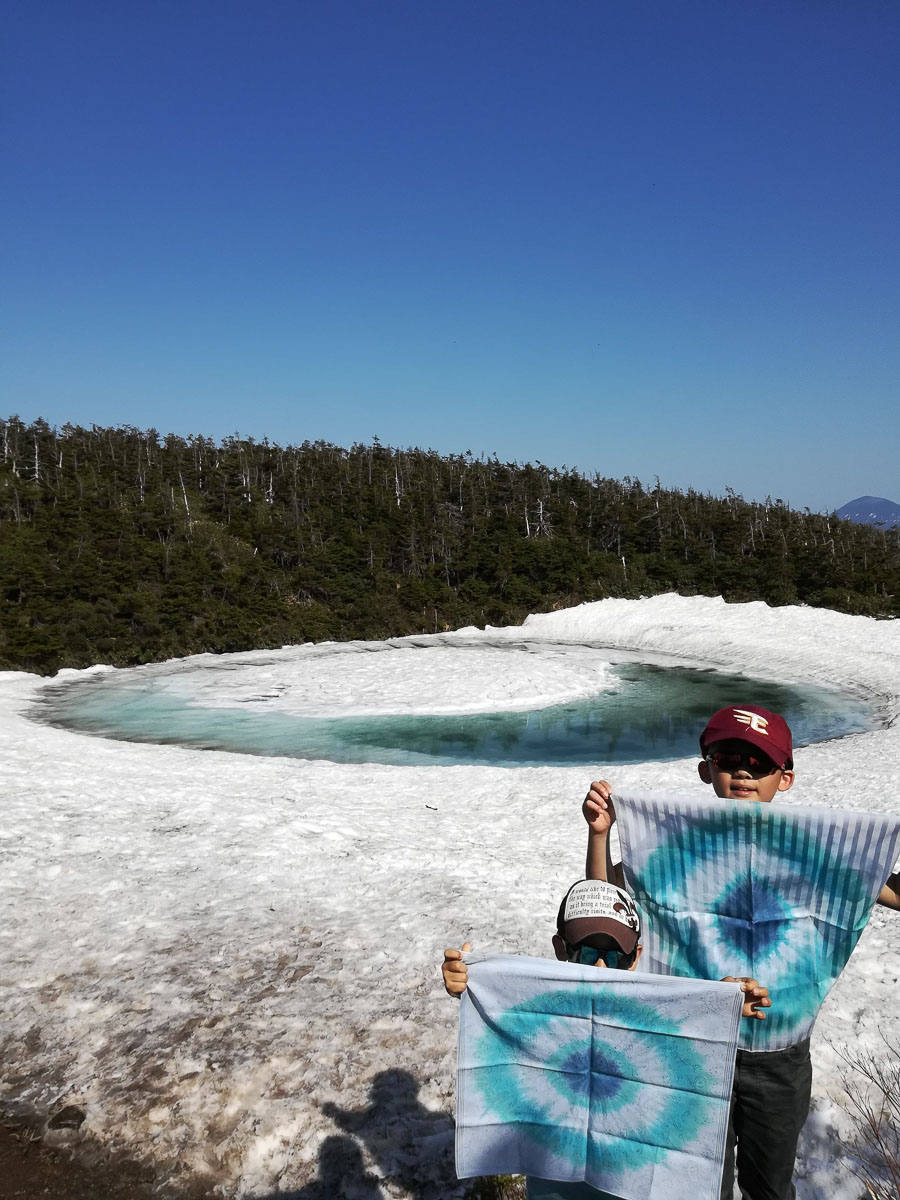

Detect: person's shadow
[250, 1135, 383, 1199]
[321, 1068, 455, 1200]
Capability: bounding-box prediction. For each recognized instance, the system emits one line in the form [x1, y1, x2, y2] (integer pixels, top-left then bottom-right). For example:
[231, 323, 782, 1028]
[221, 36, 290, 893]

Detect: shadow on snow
[248, 1069, 456, 1199]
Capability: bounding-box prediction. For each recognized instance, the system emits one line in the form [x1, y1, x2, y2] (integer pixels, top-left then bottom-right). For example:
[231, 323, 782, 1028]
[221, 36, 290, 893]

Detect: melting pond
[35, 648, 876, 768]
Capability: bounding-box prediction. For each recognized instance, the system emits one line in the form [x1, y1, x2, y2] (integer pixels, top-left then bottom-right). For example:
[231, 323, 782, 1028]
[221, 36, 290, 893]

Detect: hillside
[2, 416, 899, 673]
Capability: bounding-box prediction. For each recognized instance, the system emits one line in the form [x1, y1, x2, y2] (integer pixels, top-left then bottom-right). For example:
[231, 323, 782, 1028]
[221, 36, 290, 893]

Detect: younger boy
[582, 703, 900, 1200]
[443, 878, 770, 1200]
[442, 877, 769, 1014]
[442, 878, 645, 999]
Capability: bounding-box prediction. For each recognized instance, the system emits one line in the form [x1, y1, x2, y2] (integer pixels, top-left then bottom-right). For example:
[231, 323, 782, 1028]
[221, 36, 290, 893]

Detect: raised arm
[583, 780, 616, 882]
[877, 872, 900, 910]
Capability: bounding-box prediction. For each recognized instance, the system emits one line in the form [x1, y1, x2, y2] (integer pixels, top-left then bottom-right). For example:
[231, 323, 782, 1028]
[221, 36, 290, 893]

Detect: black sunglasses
[705, 750, 781, 776]
[569, 944, 633, 970]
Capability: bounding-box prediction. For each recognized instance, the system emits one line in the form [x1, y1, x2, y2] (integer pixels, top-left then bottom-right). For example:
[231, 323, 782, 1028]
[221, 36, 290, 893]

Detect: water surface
[36, 650, 875, 768]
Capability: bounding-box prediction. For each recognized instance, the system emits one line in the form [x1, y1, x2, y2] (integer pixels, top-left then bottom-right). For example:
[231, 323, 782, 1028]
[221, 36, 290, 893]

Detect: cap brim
[562, 916, 639, 956]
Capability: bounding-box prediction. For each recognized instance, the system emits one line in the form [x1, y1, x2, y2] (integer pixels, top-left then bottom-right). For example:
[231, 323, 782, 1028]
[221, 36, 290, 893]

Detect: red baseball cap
[699, 705, 793, 768]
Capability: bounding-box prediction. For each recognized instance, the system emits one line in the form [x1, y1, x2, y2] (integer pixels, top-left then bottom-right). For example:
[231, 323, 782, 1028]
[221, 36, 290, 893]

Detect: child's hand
[721, 976, 771, 1020]
[583, 780, 615, 836]
[442, 943, 472, 998]
[877, 872, 899, 910]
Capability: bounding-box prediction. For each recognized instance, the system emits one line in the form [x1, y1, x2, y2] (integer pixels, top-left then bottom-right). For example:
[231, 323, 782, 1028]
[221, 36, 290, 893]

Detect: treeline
[1, 416, 898, 674]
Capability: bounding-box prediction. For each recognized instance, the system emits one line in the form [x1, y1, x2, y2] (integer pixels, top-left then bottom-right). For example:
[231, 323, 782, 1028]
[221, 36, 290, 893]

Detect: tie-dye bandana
[456, 955, 742, 1200]
[612, 792, 900, 1051]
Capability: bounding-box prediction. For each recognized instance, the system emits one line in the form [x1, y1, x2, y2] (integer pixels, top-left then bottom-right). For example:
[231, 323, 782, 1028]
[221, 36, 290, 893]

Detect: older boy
[582, 703, 900, 1200]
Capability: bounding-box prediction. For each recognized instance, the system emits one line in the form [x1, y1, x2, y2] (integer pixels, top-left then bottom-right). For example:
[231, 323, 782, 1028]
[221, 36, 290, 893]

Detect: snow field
[1, 594, 898, 1197]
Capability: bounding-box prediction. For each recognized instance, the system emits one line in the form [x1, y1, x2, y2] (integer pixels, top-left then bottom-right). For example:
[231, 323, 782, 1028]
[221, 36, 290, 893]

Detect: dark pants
[720, 1038, 812, 1200]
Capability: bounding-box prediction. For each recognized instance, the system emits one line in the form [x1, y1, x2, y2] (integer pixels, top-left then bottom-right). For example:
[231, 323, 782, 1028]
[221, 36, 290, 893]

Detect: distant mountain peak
[836, 496, 900, 528]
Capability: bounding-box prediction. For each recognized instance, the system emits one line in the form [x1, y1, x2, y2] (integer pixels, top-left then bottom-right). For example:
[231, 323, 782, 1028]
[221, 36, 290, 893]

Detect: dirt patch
[0, 1114, 217, 1200]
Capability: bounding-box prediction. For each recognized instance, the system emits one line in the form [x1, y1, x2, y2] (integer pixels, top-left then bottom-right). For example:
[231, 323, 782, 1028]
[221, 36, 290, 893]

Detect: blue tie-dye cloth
[456, 954, 742, 1200]
[612, 792, 900, 1052]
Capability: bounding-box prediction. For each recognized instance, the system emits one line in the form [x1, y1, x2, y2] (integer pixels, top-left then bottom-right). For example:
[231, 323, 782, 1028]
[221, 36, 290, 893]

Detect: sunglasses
[705, 750, 781, 776]
[570, 944, 633, 970]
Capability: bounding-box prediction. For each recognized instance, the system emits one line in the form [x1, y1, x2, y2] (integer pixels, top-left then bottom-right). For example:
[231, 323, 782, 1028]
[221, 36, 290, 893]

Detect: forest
[2, 415, 898, 674]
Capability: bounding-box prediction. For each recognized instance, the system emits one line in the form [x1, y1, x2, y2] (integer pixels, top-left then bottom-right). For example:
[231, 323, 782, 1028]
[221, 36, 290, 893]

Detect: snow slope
[1, 594, 898, 1198]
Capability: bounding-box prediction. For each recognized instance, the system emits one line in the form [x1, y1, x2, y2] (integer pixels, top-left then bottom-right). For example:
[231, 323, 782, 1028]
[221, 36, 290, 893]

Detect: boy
[442, 877, 769, 1014]
[582, 703, 900, 1200]
[442, 878, 645, 999]
[443, 878, 770, 1200]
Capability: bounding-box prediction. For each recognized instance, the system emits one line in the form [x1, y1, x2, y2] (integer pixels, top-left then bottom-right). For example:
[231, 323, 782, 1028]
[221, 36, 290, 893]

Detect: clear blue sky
[3, 1, 898, 512]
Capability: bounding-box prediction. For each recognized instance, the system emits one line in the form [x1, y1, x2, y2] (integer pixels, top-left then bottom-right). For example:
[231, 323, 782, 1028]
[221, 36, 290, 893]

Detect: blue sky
[3, 1, 898, 512]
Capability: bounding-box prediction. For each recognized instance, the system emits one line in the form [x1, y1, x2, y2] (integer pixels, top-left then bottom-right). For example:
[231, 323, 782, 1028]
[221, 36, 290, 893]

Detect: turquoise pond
[35, 654, 876, 768]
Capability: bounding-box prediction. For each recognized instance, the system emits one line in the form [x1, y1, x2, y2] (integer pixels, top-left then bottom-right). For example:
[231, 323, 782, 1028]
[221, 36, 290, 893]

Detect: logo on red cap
[732, 709, 770, 735]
